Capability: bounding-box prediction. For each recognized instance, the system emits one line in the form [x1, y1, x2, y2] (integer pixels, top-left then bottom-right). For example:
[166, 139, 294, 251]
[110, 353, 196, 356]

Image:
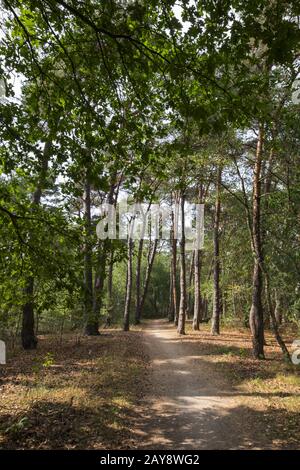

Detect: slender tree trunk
[274, 290, 282, 325]
[222, 291, 226, 318]
[135, 238, 144, 324]
[106, 174, 119, 323]
[123, 234, 133, 331]
[202, 298, 208, 321]
[232, 291, 237, 318]
[21, 141, 51, 349]
[187, 251, 195, 319]
[138, 239, 158, 319]
[259, 133, 290, 359]
[261, 147, 275, 331]
[171, 203, 178, 326]
[21, 278, 37, 349]
[92, 242, 106, 334]
[249, 127, 265, 359]
[193, 185, 205, 331]
[107, 250, 114, 317]
[211, 166, 222, 335]
[168, 256, 174, 321]
[263, 285, 270, 330]
[264, 272, 290, 361]
[177, 192, 186, 335]
[193, 248, 202, 330]
[83, 177, 98, 335]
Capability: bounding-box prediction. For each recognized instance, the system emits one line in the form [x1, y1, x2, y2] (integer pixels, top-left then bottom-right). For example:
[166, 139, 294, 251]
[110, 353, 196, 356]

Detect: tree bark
[171, 201, 178, 326]
[83, 177, 98, 335]
[21, 278, 37, 349]
[260, 135, 290, 359]
[193, 184, 205, 331]
[123, 234, 133, 331]
[263, 269, 290, 361]
[106, 173, 118, 323]
[249, 127, 265, 358]
[193, 248, 202, 330]
[168, 261, 174, 321]
[187, 251, 195, 319]
[92, 242, 106, 334]
[274, 290, 282, 325]
[211, 166, 222, 335]
[21, 141, 51, 349]
[135, 238, 144, 324]
[177, 192, 186, 335]
[107, 249, 114, 322]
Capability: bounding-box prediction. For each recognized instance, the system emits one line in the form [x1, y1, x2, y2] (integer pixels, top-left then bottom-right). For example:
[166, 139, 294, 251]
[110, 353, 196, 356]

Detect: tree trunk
[83, 177, 98, 335]
[21, 278, 37, 349]
[135, 238, 144, 324]
[261, 147, 275, 331]
[123, 234, 133, 331]
[232, 291, 237, 318]
[202, 298, 208, 321]
[92, 243, 106, 335]
[222, 291, 226, 318]
[107, 250, 114, 320]
[211, 166, 222, 335]
[274, 290, 282, 325]
[168, 256, 174, 322]
[171, 202, 178, 326]
[106, 173, 118, 323]
[259, 134, 290, 359]
[21, 140, 51, 349]
[193, 185, 204, 331]
[138, 239, 158, 319]
[264, 273, 290, 361]
[177, 192, 186, 335]
[193, 248, 202, 330]
[249, 127, 265, 359]
[187, 251, 195, 319]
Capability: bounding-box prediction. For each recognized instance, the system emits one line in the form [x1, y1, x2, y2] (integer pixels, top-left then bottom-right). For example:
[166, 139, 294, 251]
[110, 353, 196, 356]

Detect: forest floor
[0, 319, 299, 449]
[136, 319, 300, 449]
[0, 330, 149, 449]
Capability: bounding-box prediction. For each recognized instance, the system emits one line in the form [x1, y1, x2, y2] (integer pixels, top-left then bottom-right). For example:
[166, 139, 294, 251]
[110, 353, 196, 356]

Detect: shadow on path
[135, 320, 298, 450]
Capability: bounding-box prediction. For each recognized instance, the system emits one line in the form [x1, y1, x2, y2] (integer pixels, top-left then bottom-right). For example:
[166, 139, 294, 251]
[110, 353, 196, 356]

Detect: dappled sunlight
[135, 319, 300, 449]
[0, 330, 148, 449]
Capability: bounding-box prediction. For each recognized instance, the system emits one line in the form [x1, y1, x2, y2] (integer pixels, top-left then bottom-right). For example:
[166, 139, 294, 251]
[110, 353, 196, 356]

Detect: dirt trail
[136, 319, 272, 450]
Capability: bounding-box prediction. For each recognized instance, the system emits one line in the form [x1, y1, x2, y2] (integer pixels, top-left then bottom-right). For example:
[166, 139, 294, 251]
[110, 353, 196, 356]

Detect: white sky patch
[173, 3, 191, 33]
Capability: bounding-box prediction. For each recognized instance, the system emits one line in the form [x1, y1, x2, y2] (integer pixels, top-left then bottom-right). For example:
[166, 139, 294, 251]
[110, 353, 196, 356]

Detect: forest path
[136, 319, 270, 450]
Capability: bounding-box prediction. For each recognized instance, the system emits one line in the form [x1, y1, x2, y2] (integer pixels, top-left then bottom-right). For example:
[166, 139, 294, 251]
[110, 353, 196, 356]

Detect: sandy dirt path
[136, 319, 272, 450]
